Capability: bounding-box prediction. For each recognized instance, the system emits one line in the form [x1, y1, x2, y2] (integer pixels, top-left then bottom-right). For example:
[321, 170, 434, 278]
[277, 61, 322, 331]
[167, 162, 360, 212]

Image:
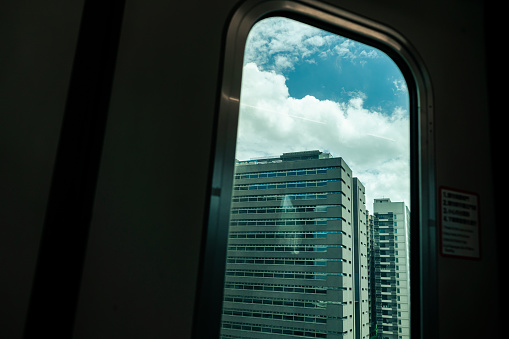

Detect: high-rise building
[366, 213, 377, 338]
[372, 198, 411, 339]
[219, 150, 369, 339]
[352, 179, 370, 339]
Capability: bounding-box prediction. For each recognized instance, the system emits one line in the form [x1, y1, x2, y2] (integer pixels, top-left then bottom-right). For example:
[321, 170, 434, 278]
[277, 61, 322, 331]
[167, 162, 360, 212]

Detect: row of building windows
[231, 191, 343, 203]
[377, 221, 394, 226]
[377, 250, 401, 257]
[223, 295, 345, 309]
[376, 243, 402, 250]
[226, 257, 346, 266]
[379, 257, 399, 263]
[230, 204, 342, 215]
[379, 235, 398, 241]
[221, 321, 336, 338]
[375, 213, 393, 219]
[228, 230, 346, 239]
[227, 244, 345, 252]
[222, 308, 333, 324]
[234, 167, 340, 180]
[378, 228, 398, 233]
[225, 269, 346, 280]
[233, 179, 341, 191]
[230, 217, 343, 227]
[224, 282, 329, 294]
[379, 272, 399, 278]
[379, 303, 404, 310]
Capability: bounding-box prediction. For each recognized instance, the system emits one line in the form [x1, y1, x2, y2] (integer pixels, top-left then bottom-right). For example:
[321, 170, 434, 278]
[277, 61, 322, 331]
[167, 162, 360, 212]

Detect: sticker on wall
[439, 187, 481, 259]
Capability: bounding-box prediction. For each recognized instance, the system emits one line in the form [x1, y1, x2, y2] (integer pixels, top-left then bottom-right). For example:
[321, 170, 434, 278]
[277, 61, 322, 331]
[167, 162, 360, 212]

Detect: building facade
[372, 198, 411, 339]
[366, 213, 376, 338]
[219, 150, 369, 339]
[352, 179, 370, 338]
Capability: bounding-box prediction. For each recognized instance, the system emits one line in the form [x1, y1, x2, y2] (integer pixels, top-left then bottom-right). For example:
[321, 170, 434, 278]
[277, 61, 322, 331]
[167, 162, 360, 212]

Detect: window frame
[192, 1, 436, 338]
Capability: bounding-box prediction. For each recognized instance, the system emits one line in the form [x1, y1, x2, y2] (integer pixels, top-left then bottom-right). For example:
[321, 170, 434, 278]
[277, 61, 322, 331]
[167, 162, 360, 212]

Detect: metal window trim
[193, 1, 437, 338]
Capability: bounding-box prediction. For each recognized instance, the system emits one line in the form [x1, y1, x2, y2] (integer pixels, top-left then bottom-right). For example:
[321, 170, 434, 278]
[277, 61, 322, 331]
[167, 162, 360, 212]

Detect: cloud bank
[236, 63, 410, 211]
[245, 17, 382, 73]
[236, 17, 411, 211]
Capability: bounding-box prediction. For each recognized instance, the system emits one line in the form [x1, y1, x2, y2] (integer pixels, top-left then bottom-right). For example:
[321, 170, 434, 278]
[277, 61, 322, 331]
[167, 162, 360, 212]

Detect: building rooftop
[236, 150, 333, 165]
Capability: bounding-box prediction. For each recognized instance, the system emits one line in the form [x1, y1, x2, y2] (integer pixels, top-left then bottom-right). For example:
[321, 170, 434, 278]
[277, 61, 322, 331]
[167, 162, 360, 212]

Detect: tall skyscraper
[366, 213, 377, 338]
[372, 198, 411, 339]
[219, 150, 369, 339]
[352, 179, 370, 339]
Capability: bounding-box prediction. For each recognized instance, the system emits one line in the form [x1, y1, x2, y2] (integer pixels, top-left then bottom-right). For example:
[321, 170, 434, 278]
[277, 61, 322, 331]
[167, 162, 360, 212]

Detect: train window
[194, 1, 435, 339]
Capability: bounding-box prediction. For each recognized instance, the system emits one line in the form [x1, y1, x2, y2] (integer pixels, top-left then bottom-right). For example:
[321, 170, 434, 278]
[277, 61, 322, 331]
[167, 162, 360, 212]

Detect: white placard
[439, 187, 480, 259]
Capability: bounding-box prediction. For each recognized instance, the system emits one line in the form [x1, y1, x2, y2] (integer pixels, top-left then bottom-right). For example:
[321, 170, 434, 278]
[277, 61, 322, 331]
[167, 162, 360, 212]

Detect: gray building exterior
[366, 213, 376, 338]
[219, 150, 369, 339]
[352, 179, 370, 339]
[372, 198, 411, 339]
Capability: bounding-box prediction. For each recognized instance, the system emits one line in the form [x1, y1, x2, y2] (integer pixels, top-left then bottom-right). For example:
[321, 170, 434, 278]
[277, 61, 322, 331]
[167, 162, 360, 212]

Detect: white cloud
[236, 17, 411, 209]
[236, 63, 410, 209]
[360, 50, 379, 58]
[305, 35, 326, 47]
[244, 17, 381, 73]
[393, 79, 408, 94]
[245, 17, 326, 68]
[274, 55, 296, 70]
[333, 40, 356, 58]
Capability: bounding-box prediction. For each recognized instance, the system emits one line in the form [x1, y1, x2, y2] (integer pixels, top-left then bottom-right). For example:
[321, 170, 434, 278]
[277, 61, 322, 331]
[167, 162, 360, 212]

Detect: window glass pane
[220, 16, 410, 339]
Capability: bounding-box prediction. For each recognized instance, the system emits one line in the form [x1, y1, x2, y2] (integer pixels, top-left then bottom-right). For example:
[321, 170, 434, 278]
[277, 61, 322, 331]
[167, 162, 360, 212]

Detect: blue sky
[286, 51, 408, 114]
[235, 17, 410, 210]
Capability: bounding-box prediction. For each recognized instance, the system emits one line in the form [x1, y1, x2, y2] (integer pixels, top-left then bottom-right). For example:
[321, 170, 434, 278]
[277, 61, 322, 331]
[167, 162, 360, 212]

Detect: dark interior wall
[485, 0, 504, 330]
[71, 1, 238, 338]
[0, 2, 84, 338]
[0, 0, 498, 338]
[72, 0, 497, 338]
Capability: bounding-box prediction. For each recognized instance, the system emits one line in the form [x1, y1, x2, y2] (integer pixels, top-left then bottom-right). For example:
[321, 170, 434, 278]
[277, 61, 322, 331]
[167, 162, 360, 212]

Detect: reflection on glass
[220, 17, 410, 339]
